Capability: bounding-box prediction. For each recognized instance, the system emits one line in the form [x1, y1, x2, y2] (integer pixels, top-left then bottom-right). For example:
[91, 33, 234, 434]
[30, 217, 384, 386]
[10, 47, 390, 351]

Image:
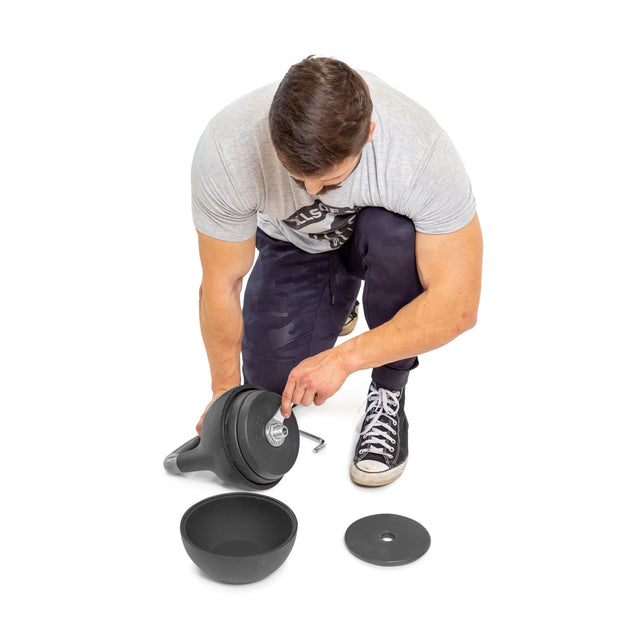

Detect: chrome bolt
[265, 420, 289, 447]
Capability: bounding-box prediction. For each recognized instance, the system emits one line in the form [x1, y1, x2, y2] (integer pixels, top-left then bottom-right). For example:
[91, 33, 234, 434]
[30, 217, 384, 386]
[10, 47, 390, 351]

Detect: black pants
[242, 207, 424, 394]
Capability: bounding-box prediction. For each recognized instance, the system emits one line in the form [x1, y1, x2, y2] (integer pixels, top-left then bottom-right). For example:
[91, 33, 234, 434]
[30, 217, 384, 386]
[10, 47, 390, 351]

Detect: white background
[2, 1, 639, 638]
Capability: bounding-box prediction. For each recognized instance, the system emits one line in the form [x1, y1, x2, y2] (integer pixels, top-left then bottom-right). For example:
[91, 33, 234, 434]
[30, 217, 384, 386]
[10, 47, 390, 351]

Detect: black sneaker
[339, 300, 360, 337]
[350, 381, 408, 487]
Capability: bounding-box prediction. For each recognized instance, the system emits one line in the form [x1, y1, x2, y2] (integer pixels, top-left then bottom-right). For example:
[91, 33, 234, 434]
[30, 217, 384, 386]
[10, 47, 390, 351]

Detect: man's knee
[354, 207, 416, 253]
[241, 337, 296, 394]
[350, 207, 417, 276]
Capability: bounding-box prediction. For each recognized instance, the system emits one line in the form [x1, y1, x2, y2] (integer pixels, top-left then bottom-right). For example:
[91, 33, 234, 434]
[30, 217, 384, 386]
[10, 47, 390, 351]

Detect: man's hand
[281, 348, 351, 418]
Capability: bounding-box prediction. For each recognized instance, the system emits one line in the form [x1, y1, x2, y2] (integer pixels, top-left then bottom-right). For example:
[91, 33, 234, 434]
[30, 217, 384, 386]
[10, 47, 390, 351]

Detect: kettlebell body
[164, 385, 300, 490]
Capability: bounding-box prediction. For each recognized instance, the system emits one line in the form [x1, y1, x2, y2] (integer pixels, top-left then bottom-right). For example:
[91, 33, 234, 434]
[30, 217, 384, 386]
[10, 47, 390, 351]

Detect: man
[191, 56, 482, 487]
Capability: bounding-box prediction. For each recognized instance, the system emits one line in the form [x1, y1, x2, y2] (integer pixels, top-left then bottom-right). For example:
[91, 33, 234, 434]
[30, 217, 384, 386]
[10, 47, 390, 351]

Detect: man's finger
[291, 382, 308, 408]
[300, 387, 316, 407]
[196, 414, 204, 436]
[281, 378, 295, 418]
[314, 393, 327, 406]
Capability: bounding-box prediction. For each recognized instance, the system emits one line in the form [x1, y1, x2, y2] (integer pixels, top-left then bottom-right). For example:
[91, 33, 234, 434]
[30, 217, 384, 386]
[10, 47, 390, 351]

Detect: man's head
[269, 56, 374, 192]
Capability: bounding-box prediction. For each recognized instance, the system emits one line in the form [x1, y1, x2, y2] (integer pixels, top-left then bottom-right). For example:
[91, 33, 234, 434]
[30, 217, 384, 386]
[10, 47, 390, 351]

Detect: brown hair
[269, 56, 373, 177]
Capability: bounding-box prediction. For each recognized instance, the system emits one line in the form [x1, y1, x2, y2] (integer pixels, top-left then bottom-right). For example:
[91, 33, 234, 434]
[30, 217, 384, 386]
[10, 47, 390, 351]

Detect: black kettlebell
[164, 385, 300, 490]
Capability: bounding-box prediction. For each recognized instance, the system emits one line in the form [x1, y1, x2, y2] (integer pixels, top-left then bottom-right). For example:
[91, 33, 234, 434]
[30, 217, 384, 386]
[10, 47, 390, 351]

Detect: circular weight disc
[199, 385, 277, 490]
[345, 514, 431, 566]
[223, 389, 275, 487]
[236, 390, 300, 481]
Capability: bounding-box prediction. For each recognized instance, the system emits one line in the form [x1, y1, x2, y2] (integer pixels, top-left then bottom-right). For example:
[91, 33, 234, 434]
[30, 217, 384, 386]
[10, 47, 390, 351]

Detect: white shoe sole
[350, 459, 408, 487]
[339, 303, 359, 337]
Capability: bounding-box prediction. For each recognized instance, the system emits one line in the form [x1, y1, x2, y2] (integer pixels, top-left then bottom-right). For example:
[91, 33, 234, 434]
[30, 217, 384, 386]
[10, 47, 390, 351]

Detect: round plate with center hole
[235, 390, 300, 481]
[345, 513, 431, 566]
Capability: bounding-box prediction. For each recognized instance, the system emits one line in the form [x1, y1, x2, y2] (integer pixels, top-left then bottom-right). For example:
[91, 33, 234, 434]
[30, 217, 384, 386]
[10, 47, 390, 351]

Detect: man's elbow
[200, 276, 244, 301]
[455, 306, 479, 335]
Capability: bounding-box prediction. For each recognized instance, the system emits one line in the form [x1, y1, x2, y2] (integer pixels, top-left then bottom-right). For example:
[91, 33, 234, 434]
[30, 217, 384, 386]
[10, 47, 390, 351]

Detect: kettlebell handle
[163, 436, 202, 475]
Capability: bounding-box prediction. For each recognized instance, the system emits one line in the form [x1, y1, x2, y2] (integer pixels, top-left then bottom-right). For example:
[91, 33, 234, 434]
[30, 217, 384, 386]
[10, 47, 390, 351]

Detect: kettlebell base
[181, 493, 297, 583]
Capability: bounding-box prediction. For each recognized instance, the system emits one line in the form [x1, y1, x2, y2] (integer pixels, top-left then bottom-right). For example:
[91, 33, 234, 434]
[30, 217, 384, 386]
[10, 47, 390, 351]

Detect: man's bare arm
[196, 231, 255, 431]
[281, 213, 483, 415]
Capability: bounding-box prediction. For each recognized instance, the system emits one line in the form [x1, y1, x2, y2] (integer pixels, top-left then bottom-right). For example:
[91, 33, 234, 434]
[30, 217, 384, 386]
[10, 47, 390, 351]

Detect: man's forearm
[337, 216, 482, 376]
[199, 283, 244, 395]
[336, 286, 478, 376]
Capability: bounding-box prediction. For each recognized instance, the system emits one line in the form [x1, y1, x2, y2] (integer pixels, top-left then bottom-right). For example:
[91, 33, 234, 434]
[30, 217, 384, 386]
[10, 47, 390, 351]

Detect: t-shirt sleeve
[191, 123, 258, 241]
[403, 131, 476, 234]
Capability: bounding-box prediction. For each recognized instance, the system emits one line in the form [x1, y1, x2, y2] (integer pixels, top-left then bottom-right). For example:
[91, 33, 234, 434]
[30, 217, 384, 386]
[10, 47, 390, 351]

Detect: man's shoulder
[362, 71, 442, 146]
[209, 81, 278, 137]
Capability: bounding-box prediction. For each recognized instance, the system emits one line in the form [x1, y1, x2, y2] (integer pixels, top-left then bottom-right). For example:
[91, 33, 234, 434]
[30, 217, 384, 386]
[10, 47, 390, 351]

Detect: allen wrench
[299, 429, 326, 453]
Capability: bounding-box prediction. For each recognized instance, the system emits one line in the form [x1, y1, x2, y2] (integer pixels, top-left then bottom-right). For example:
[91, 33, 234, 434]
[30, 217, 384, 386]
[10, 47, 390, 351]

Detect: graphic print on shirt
[283, 200, 361, 249]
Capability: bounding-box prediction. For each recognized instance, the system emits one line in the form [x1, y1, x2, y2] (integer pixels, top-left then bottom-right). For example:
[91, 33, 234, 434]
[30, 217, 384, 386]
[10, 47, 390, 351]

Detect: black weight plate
[200, 385, 270, 490]
[236, 390, 300, 481]
[223, 389, 274, 487]
[345, 514, 431, 566]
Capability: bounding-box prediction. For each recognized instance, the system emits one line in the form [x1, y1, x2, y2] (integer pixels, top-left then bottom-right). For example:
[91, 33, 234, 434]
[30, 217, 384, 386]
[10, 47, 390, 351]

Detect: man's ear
[366, 122, 376, 144]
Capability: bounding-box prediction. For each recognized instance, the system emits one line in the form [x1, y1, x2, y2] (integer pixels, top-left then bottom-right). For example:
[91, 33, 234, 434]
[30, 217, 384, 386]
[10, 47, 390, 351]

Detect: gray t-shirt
[191, 71, 476, 253]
